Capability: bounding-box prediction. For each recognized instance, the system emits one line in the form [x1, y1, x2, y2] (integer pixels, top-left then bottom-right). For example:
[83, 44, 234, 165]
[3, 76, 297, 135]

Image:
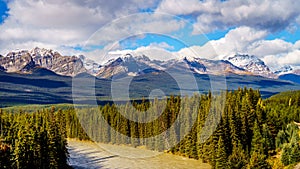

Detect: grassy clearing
[68, 139, 211, 169]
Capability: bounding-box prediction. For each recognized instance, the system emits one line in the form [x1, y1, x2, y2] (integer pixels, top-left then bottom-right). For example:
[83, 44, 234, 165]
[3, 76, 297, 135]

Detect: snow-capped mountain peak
[96, 53, 166, 78]
[226, 54, 274, 77]
[227, 54, 263, 67]
[1, 48, 295, 79]
[79, 55, 101, 75]
[30, 47, 55, 57]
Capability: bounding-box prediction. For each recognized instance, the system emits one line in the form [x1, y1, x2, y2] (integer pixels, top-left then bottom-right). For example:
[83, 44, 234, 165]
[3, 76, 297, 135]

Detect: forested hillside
[0, 108, 70, 168]
[1, 88, 300, 168]
[67, 88, 300, 168]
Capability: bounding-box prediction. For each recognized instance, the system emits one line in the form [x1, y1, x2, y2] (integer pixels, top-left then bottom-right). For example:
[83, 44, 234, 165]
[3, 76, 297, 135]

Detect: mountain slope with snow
[274, 65, 294, 75]
[96, 53, 253, 79]
[79, 55, 101, 75]
[0, 47, 86, 76]
[96, 54, 165, 79]
[0, 48, 299, 81]
[226, 54, 274, 78]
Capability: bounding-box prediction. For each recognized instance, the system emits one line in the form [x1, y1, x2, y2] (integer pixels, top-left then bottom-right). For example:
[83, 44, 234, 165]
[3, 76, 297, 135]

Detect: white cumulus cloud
[157, 0, 300, 34]
[0, 0, 175, 55]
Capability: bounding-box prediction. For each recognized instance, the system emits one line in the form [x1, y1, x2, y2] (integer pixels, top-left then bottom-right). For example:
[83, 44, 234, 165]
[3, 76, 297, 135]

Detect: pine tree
[247, 151, 271, 169]
[275, 130, 288, 149]
[240, 98, 251, 154]
[281, 143, 292, 166]
[215, 136, 228, 169]
[228, 143, 248, 169]
[228, 103, 239, 148]
[261, 124, 275, 155]
[290, 142, 300, 165]
[280, 130, 300, 166]
[14, 120, 34, 169]
[251, 120, 264, 155]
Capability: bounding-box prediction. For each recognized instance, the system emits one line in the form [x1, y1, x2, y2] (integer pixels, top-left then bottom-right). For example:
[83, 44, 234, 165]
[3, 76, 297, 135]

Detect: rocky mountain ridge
[0, 47, 298, 80]
[226, 54, 275, 78]
[0, 47, 86, 76]
[96, 54, 273, 79]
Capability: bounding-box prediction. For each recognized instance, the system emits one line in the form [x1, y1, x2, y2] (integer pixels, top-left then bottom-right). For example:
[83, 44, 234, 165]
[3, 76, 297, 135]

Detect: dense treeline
[0, 108, 70, 169]
[65, 88, 300, 168]
[1, 88, 300, 168]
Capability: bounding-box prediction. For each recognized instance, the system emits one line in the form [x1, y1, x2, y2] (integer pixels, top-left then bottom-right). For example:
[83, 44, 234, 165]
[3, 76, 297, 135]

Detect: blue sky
[117, 20, 300, 53]
[266, 29, 300, 43]
[119, 24, 231, 51]
[0, 0, 300, 68]
[0, 0, 8, 24]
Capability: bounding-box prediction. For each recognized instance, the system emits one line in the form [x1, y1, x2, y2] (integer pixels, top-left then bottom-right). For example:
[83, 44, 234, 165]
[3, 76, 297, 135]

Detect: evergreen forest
[1, 88, 300, 168]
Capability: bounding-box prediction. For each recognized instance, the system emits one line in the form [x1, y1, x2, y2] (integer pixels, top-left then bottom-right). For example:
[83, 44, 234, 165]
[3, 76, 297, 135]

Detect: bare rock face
[0, 50, 33, 73]
[30, 47, 86, 76]
[0, 47, 86, 76]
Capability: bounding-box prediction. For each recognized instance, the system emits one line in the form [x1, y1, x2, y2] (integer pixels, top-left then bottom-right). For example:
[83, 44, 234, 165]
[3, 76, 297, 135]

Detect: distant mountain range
[1, 47, 300, 106]
[1, 66, 300, 107]
[1, 47, 299, 81]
